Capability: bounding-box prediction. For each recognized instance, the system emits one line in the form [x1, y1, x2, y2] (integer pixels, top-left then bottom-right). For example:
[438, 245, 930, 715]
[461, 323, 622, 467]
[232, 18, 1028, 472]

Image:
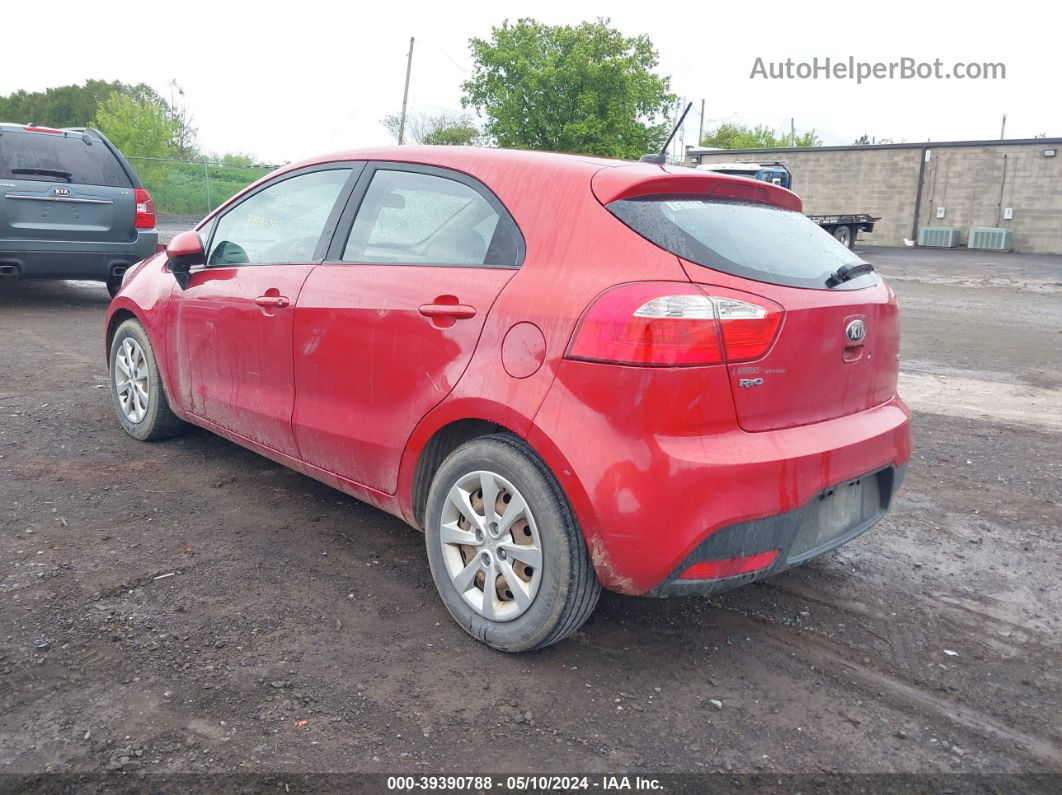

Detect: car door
[292, 163, 524, 494]
[173, 164, 358, 457]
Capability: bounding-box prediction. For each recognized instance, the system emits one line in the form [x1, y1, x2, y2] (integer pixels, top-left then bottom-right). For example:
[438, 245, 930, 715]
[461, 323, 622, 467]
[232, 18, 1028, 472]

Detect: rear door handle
[418, 303, 477, 320]
[254, 295, 290, 309]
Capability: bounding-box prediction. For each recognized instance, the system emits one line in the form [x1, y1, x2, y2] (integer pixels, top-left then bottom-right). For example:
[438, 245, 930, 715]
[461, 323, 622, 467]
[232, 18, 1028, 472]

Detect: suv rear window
[0, 129, 132, 187]
[608, 196, 872, 289]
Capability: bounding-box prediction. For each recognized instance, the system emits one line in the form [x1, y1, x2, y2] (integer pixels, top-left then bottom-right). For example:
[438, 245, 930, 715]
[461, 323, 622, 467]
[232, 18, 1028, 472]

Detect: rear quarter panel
[394, 155, 693, 524]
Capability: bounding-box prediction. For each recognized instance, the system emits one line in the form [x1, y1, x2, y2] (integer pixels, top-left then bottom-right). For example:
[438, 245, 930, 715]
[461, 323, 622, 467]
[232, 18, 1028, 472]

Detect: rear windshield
[0, 129, 132, 187]
[608, 196, 872, 289]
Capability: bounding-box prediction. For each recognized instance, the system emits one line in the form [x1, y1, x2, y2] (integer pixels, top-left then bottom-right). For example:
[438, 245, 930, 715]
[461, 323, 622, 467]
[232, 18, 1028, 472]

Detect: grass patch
[127, 159, 273, 216]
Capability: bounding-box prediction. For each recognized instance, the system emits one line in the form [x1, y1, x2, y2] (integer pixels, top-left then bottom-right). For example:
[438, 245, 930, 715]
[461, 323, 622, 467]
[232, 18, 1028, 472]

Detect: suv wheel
[109, 319, 185, 441]
[424, 435, 600, 652]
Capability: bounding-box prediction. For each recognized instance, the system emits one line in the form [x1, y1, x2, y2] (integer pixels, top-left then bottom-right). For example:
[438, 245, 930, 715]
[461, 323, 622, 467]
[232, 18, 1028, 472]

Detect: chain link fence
[125, 156, 279, 217]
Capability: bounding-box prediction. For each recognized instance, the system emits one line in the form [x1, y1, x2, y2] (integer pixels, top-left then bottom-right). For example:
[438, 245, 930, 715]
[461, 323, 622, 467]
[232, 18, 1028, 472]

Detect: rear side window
[0, 130, 132, 187]
[343, 169, 521, 267]
[608, 197, 870, 289]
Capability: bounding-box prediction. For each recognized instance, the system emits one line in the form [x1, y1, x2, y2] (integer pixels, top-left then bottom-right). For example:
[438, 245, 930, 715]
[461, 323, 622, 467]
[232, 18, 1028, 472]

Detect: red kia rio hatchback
[105, 147, 910, 651]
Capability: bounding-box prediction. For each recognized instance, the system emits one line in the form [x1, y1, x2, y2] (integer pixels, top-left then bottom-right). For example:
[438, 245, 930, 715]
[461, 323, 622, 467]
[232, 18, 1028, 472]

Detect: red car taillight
[134, 188, 155, 229]
[566, 282, 782, 367]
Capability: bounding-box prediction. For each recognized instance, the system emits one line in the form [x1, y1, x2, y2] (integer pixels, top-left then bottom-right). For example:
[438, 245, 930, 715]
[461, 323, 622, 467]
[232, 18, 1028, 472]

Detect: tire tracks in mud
[721, 587, 1062, 769]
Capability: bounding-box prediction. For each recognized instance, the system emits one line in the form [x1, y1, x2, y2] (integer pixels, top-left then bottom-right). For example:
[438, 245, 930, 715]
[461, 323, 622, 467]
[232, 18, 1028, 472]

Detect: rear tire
[108, 319, 185, 441]
[106, 275, 123, 298]
[833, 224, 854, 249]
[424, 434, 601, 652]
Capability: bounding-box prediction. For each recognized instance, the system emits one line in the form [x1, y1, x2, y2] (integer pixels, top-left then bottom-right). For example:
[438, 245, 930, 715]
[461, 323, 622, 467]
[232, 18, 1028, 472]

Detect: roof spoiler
[592, 167, 803, 212]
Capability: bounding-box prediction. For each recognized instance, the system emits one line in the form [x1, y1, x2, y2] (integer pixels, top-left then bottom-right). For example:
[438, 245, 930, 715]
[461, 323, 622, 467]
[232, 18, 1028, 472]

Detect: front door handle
[254, 295, 290, 309]
[418, 303, 477, 320]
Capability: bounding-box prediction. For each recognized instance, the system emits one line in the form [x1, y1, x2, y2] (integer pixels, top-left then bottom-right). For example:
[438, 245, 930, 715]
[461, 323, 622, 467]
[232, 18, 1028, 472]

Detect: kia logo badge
[53, 187, 70, 196]
[845, 319, 866, 343]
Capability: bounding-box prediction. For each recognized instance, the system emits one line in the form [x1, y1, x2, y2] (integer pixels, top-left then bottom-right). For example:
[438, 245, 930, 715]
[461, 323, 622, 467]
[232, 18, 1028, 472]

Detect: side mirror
[166, 230, 206, 289]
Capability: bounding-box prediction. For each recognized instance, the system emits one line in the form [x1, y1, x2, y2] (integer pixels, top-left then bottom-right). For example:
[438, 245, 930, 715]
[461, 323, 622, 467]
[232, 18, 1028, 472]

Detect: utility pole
[1000, 113, 1007, 140]
[790, 117, 795, 147]
[698, 99, 705, 147]
[398, 37, 415, 145]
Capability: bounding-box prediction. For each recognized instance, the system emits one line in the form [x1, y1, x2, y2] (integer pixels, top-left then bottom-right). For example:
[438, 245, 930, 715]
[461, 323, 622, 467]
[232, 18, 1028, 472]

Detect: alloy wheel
[114, 337, 149, 424]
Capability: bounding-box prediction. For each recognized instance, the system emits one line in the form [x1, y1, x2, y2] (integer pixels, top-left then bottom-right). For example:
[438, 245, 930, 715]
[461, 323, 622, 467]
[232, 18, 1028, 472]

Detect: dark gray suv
[0, 123, 158, 296]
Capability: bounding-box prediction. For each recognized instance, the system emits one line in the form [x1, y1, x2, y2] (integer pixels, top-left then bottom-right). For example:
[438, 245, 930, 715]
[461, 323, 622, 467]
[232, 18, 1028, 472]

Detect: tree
[94, 93, 176, 158]
[166, 80, 199, 159]
[0, 80, 162, 129]
[381, 111, 482, 146]
[0, 79, 201, 157]
[462, 18, 675, 158]
[700, 123, 821, 149]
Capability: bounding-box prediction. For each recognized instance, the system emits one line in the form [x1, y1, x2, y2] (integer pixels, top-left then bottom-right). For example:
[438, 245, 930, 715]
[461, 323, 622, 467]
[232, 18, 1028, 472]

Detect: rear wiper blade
[11, 167, 73, 182]
[826, 262, 874, 287]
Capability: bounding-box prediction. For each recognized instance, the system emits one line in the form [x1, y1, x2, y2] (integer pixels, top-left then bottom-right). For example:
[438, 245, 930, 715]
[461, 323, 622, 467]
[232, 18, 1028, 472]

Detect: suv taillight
[566, 282, 782, 367]
[134, 188, 155, 229]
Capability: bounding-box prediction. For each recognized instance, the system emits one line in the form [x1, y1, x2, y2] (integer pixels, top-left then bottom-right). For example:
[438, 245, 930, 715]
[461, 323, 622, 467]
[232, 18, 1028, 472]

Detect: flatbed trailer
[806, 213, 879, 248]
[696, 162, 878, 248]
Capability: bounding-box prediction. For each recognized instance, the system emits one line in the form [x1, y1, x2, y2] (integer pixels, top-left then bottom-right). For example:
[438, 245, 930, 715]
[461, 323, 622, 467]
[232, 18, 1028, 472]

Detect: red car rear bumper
[530, 362, 912, 595]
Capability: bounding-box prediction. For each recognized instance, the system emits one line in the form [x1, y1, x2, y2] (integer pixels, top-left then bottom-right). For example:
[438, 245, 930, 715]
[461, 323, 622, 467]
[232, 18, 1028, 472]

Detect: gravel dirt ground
[1, 246, 1060, 782]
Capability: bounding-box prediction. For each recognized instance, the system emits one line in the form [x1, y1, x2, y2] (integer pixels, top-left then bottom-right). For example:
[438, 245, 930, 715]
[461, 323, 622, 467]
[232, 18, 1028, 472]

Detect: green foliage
[701, 123, 821, 149]
[0, 79, 200, 157]
[0, 80, 152, 128]
[129, 158, 272, 215]
[422, 123, 480, 146]
[166, 80, 199, 159]
[94, 93, 177, 158]
[219, 152, 257, 167]
[381, 111, 482, 146]
[462, 18, 675, 158]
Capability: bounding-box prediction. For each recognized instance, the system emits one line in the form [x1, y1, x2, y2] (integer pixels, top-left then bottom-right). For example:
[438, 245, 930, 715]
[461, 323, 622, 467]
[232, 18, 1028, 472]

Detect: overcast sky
[4, 0, 1057, 164]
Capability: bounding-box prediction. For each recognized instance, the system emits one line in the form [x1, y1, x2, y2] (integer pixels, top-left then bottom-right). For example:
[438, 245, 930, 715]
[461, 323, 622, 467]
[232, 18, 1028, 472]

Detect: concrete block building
[685, 138, 1062, 254]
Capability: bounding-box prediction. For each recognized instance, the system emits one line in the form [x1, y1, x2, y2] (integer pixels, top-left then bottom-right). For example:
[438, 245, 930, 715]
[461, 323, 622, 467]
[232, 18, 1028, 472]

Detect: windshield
[0, 129, 131, 187]
[608, 196, 874, 289]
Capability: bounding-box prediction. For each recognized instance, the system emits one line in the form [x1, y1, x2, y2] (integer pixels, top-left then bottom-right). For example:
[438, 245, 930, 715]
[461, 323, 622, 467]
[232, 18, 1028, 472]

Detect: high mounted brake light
[566, 282, 782, 367]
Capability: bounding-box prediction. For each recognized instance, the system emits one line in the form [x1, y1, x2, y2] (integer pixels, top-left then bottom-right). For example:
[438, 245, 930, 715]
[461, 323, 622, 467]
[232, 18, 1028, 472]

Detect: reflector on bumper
[679, 548, 779, 580]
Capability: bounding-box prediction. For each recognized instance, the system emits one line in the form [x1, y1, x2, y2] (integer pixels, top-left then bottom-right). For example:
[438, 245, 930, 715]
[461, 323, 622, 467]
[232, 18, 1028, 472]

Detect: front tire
[109, 319, 185, 441]
[106, 275, 123, 298]
[424, 435, 600, 652]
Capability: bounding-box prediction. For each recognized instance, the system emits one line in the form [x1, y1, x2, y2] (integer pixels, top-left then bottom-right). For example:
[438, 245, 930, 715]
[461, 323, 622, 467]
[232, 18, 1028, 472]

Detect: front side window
[342, 169, 520, 267]
[207, 168, 350, 266]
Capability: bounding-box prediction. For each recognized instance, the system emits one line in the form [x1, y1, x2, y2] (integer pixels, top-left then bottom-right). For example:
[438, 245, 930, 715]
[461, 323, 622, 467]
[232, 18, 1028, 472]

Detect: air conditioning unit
[968, 227, 1013, 251]
[917, 226, 961, 248]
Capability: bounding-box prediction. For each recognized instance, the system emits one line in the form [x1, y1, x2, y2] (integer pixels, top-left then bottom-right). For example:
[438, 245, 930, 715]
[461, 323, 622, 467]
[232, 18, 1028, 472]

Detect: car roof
[200, 146, 802, 228]
[0, 123, 99, 140]
[286, 145, 626, 176]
